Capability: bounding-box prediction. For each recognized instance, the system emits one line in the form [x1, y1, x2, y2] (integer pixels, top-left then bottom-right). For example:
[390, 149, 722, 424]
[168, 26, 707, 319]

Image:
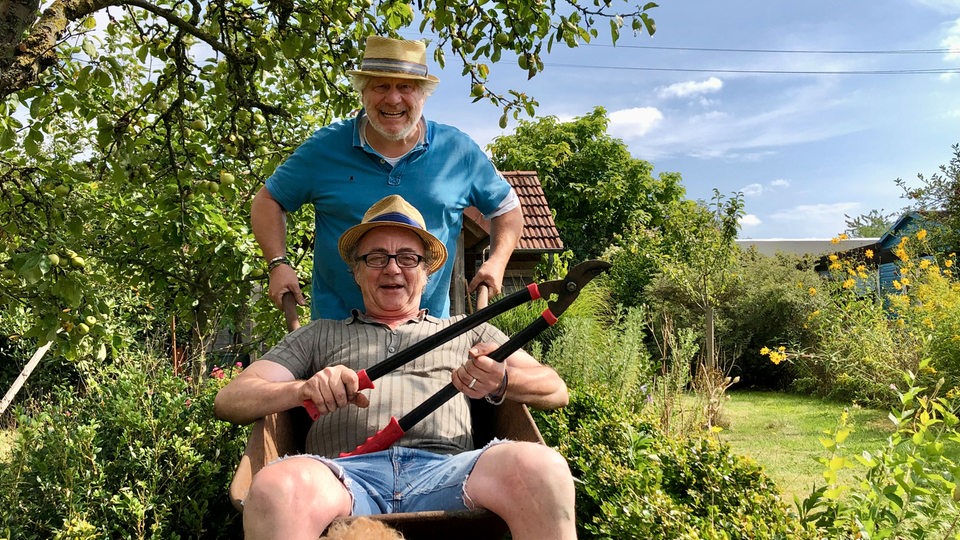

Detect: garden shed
[449, 170, 565, 314]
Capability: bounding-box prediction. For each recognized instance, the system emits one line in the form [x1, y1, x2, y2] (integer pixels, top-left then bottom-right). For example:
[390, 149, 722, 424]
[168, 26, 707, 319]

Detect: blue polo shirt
[265, 111, 513, 320]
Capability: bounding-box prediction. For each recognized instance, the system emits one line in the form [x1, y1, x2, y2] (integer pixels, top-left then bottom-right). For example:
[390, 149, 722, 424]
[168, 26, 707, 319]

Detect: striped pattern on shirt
[263, 311, 509, 458]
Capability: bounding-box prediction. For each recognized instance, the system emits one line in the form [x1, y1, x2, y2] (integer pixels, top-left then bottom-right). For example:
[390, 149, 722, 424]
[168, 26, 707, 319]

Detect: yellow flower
[893, 280, 903, 290]
[946, 260, 954, 268]
[829, 254, 838, 262]
[865, 249, 874, 259]
[900, 277, 910, 286]
[760, 346, 771, 355]
[809, 287, 817, 296]
[919, 259, 931, 269]
[917, 229, 927, 241]
[842, 278, 855, 289]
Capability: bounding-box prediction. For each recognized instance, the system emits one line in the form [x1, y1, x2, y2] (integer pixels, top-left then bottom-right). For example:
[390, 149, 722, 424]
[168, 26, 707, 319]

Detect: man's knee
[246, 457, 350, 517]
[476, 442, 574, 496]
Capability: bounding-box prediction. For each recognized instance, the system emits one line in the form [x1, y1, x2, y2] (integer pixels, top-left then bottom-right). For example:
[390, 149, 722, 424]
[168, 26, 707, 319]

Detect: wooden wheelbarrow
[229, 261, 609, 538]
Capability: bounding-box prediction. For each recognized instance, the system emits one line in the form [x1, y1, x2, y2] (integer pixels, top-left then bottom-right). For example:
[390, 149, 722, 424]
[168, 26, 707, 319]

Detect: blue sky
[420, 0, 960, 239]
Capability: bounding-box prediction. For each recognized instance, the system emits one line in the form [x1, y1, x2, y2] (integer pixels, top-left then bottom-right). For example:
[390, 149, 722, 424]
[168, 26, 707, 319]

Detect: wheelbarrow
[228, 260, 610, 538]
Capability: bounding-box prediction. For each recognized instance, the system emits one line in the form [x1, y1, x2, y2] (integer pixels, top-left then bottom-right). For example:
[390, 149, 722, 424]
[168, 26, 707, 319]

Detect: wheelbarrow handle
[282, 292, 301, 332]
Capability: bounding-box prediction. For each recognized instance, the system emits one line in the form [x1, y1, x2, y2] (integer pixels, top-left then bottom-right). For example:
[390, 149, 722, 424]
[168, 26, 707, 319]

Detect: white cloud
[658, 77, 724, 99]
[740, 214, 762, 228]
[943, 17, 960, 60]
[911, 0, 960, 14]
[741, 179, 792, 197]
[770, 179, 790, 189]
[608, 107, 664, 138]
[769, 202, 860, 223]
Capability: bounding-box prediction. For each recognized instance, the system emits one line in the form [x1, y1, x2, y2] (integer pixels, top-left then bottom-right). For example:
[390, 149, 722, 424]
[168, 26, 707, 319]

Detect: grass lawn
[717, 390, 894, 504]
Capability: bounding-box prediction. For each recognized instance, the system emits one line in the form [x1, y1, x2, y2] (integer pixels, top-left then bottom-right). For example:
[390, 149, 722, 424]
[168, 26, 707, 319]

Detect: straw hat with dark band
[347, 36, 440, 83]
[338, 195, 447, 274]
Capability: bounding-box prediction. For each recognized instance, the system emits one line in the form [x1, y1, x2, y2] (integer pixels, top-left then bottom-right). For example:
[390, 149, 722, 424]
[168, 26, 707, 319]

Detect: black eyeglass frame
[356, 252, 425, 268]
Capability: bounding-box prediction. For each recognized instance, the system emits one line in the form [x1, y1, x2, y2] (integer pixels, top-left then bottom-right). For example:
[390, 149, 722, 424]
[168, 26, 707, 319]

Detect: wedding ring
[468, 377, 477, 389]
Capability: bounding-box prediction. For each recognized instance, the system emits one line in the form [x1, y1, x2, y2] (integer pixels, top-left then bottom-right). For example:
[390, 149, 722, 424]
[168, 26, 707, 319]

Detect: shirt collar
[346, 308, 439, 326]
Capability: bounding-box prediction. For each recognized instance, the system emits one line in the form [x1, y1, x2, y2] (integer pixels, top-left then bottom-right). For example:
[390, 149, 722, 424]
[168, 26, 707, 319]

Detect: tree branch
[0, 0, 248, 101]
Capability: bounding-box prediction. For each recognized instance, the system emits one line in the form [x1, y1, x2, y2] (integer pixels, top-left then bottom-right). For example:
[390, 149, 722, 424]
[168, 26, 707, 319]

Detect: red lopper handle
[303, 369, 375, 420]
[339, 416, 405, 457]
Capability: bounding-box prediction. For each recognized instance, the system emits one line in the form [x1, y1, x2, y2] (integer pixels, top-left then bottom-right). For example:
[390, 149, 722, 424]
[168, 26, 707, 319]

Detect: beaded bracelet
[267, 256, 291, 272]
[485, 369, 509, 405]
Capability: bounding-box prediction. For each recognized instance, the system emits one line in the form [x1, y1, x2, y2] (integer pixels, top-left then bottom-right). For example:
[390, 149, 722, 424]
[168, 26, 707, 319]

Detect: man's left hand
[453, 342, 506, 399]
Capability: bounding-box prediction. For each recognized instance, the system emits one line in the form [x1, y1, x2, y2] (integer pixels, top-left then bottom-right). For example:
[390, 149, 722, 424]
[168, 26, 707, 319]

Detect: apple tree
[0, 0, 660, 383]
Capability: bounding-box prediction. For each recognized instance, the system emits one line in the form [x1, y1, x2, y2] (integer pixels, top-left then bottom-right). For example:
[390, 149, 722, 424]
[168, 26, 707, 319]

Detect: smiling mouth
[380, 111, 406, 119]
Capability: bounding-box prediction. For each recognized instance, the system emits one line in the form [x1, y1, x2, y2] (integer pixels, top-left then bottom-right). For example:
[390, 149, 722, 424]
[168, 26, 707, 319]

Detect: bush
[535, 388, 813, 539]
[0, 354, 247, 539]
[721, 250, 826, 389]
[798, 360, 960, 539]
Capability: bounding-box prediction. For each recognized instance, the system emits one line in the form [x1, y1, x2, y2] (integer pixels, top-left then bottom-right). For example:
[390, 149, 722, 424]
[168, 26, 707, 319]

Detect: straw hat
[338, 195, 447, 274]
[347, 36, 440, 83]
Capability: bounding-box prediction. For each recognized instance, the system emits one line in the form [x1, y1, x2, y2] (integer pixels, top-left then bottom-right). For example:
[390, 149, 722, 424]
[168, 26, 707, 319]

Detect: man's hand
[268, 263, 307, 309]
[453, 342, 506, 399]
[299, 365, 370, 418]
[468, 261, 505, 298]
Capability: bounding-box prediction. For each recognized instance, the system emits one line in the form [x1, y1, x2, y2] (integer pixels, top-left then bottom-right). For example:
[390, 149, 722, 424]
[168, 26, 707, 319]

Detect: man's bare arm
[251, 187, 306, 307]
[469, 205, 523, 296]
[213, 360, 303, 425]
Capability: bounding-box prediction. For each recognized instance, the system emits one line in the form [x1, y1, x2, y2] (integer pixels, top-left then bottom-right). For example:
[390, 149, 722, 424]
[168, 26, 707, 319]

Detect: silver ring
[468, 377, 477, 389]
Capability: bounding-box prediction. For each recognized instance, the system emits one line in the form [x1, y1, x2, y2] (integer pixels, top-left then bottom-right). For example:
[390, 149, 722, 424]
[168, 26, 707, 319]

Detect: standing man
[252, 35, 523, 320]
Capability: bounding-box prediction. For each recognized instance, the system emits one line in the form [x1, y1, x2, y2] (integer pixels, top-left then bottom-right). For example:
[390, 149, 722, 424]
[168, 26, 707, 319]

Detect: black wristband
[485, 369, 508, 405]
[267, 256, 291, 272]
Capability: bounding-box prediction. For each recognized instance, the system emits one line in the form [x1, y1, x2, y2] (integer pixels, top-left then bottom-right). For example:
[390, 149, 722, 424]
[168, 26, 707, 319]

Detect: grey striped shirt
[263, 310, 508, 457]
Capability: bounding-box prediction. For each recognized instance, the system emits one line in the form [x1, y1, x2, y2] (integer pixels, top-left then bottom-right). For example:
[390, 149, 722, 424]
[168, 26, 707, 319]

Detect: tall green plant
[799, 359, 960, 539]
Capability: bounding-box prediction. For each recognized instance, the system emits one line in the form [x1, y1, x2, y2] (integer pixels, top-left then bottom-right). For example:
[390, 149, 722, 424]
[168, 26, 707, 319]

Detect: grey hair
[349, 74, 438, 97]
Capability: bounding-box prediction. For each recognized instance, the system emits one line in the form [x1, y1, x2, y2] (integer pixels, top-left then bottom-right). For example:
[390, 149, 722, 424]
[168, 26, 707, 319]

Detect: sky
[418, 0, 960, 239]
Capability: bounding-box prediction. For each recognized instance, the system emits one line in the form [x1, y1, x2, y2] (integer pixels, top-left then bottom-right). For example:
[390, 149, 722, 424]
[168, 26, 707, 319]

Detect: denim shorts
[304, 442, 504, 516]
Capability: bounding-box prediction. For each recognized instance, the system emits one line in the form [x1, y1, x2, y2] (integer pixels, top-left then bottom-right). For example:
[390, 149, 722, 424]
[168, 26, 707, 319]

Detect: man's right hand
[268, 263, 306, 309]
[299, 365, 370, 418]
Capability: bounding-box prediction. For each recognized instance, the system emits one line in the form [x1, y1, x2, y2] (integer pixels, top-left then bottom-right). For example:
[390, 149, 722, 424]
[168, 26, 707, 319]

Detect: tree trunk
[704, 304, 715, 370]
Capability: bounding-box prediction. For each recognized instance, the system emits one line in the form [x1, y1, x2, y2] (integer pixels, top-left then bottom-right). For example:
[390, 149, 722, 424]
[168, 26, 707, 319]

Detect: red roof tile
[464, 171, 564, 252]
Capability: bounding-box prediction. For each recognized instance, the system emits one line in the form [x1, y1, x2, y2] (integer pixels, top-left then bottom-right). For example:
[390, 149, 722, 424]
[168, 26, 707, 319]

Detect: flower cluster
[760, 346, 788, 365]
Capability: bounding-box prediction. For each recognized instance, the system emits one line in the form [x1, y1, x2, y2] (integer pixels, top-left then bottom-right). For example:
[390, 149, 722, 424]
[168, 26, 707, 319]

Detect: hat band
[369, 212, 424, 230]
[360, 57, 429, 78]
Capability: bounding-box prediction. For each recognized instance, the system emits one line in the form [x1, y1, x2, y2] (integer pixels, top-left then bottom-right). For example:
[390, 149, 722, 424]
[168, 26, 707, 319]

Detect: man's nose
[383, 257, 403, 272]
[383, 86, 403, 103]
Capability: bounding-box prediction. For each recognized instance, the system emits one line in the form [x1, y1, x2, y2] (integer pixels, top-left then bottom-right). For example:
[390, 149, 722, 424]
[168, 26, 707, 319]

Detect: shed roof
[464, 171, 564, 253]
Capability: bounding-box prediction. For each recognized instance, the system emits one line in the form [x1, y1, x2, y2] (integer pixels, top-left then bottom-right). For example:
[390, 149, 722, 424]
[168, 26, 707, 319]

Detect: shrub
[721, 250, 826, 389]
[799, 360, 960, 539]
[0, 354, 247, 539]
[778, 231, 959, 408]
[535, 388, 813, 539]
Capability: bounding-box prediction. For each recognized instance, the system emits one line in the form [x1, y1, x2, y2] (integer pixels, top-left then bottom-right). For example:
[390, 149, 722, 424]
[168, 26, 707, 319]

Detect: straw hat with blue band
[338, 195, 448, 275]
[347, 36, 440, 83]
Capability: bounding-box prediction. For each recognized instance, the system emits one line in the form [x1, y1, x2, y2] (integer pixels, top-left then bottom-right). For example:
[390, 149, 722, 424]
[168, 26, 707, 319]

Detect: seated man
[215, 195, 576, 540]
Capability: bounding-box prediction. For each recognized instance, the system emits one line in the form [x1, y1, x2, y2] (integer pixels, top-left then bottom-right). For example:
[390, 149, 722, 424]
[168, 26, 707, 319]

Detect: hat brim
[347, 69, 440, 83]
[338, 222, 447, 275]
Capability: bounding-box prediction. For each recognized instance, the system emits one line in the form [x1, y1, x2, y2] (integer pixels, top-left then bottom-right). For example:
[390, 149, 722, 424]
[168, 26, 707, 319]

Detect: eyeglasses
[357, 252, 425, 268]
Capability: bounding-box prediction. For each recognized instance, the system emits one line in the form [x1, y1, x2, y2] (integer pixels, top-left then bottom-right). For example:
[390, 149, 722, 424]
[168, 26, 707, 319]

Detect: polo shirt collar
[347, 308, 440, 326]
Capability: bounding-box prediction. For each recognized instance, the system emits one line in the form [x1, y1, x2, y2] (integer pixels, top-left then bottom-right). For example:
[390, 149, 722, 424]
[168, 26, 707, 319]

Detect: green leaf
[82, 38, 99, 59]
